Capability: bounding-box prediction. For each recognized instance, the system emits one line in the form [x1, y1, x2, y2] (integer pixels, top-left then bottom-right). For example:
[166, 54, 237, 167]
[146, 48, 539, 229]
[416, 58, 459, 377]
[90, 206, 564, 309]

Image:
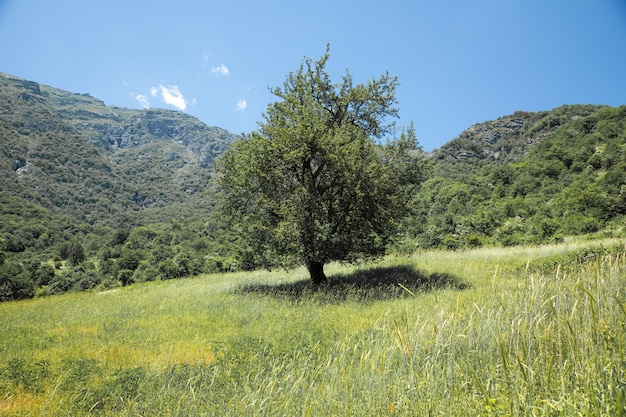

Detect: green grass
[1, 239, 625, 416]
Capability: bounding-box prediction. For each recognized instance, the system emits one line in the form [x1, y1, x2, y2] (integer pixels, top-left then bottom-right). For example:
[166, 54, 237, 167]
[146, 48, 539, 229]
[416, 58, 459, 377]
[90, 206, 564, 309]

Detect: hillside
[0, 72, 238, 226]
[431, 104, 606, 165]
[1, 72, 625, 302]
[408, 104, 626, 249]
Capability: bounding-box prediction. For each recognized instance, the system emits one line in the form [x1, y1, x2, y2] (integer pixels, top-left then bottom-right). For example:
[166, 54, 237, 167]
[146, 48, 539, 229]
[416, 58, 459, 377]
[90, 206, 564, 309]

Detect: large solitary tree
[217, 47, 426, 284]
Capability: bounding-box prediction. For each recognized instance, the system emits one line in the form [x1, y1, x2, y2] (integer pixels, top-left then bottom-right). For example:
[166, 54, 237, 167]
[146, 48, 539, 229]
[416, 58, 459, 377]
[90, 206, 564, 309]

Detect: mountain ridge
[0, 71, 239, 226]
[0, 71, 617, 226]
[430, 104, 607, 163]
[1, 72, 622, 226]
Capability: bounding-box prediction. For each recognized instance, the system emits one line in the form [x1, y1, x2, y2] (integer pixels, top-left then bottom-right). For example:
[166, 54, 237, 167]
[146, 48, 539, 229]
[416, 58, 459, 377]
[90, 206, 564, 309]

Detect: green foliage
[0, 72, 237, 227]
[217, 47, 426, 283]
[0, 195, 240, 300]
[157, 259, 180, 280]
[133, 260, 159, 282]
[59, 239, 86, 265]
[407, 105, 626, 250]
[552, 179, 612, 221]
[0, 259, 34, 301]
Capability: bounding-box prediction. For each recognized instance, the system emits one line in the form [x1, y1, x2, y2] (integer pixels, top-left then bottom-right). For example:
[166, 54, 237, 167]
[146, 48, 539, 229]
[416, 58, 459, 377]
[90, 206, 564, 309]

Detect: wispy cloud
[151, 84, 187, 111]
[134, 94, 150, 109]
[211, 64, 229, 76]
[236, 98, 247, 111]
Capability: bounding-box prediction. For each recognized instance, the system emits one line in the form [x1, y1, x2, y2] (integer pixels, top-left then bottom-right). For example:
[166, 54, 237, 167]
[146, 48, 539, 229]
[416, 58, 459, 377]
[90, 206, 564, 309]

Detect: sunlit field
[1, 239, 625, 416]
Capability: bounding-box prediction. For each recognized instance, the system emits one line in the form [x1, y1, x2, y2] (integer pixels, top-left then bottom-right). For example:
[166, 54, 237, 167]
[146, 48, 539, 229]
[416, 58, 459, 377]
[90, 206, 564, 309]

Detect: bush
[0, 261, 34, 301]
[116, 248, 144, 272]
[116, 269, 134, 286]
[75, 269, 100, 290]
[442, 236, 459, 251]
[59, 240, 85, 265]
[203, 255, 225, 274]
[562, 214, 602, 235]
[465, 234, 483, 248]
[494, 217, 529, 247]
[157, 259, 180, 279]
[34, 264, 55, 286]
[34, 286, 51, 297]
[48, 264, 101, 292]
[132, 260, 159, 282]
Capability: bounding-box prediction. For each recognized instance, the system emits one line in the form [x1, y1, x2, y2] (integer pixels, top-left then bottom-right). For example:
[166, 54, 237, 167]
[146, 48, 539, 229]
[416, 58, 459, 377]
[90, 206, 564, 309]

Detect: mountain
[1, 71, 625, 301]
[408, 104, 626, 249]
[0, 72, 239, 226]
[431, 104, 605, 164]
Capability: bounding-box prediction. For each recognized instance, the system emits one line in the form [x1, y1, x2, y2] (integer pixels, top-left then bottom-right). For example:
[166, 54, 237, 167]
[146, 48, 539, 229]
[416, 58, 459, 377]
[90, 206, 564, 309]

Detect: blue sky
[1, 0, 625, 150]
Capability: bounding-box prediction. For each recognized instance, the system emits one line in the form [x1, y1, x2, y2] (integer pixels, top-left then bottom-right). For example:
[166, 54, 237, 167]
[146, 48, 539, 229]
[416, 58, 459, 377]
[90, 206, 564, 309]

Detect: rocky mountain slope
[0, 69, 615, 227]
[0, 72, 239, 226]
[431, 104, 605, 163]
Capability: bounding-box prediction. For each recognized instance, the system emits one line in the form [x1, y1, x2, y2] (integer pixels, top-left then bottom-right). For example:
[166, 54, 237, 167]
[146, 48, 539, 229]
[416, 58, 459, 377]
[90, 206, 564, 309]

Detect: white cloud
[134, 94, 150, 109]
[151, 84, 187, 111]
[211, 64, 229, 76]
[236, 98, 247, 111]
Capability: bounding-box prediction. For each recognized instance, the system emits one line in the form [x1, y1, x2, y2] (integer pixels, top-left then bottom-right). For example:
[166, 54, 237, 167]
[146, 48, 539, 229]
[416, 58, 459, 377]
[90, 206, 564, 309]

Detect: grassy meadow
[1, 239, 625, 416]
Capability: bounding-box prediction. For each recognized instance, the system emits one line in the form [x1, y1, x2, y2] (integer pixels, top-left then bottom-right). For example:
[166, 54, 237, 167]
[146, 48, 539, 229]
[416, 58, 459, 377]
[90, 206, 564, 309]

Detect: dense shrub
[0, 261, 34, 301]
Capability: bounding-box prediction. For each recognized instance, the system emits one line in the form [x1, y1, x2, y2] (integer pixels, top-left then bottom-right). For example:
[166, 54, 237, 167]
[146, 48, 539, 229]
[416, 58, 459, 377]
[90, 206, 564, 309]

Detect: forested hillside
[406, 104, 626, 250]
[1, 72, 625, 301]
[0, 72, 237, 226]
[0, 72, 239, 300]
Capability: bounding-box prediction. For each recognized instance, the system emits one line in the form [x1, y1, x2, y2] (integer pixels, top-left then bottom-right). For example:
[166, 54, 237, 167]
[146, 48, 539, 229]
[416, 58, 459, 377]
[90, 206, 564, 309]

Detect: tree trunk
[307, 261, 326, 285]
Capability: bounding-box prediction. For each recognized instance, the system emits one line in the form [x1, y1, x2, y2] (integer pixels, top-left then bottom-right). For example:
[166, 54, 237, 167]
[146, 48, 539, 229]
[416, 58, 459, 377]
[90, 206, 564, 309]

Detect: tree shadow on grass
[235, 265, 469, 303]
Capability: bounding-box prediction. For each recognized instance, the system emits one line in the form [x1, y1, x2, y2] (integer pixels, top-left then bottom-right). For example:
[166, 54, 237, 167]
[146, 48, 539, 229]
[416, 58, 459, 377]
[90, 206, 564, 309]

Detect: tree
[217, 47, 426, 284]
[59, 239, 85, 266]
[0, 239, 34, 301]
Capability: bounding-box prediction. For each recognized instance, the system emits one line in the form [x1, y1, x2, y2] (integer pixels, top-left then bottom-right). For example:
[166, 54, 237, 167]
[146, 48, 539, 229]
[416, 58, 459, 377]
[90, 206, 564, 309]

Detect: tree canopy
[217, 48, 426, 283]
